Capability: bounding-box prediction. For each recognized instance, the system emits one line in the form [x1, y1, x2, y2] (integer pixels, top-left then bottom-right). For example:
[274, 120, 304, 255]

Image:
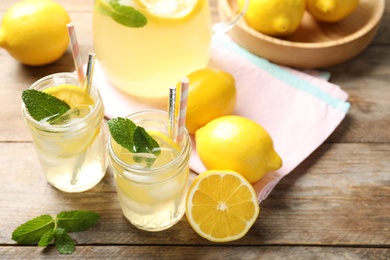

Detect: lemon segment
[44, 84, 95, 108]
[195, 115, 282, 184]
[186, 170, 260, 242]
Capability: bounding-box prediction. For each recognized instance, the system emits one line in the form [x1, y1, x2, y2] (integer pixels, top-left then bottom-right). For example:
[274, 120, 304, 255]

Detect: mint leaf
[22, 89, 70, 122]
[12, 215, 55, 245]
[109, 0, 147, 28]
[12, 210, 100, 255]
[108, 117, 161, 166]
[133, 126, 160, 155]
[57, 210, 100, 233]
[38, 229, 56, 247]
[95, 0, 147, 28]
[54, 228, 75, 255]
[108, 117, 137, 152]
[133, 126, 161, 167]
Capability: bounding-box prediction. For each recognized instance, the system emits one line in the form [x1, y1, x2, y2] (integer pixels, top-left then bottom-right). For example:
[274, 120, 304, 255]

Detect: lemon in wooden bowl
[218, 0, 385, 68]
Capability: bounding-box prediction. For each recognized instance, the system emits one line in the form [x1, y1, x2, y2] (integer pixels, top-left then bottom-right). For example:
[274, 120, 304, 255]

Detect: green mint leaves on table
[95, 0, 147, 28]
[12, 210, 100, 255]
[22, 89, 70, 123]
[108, 117, 161, 167]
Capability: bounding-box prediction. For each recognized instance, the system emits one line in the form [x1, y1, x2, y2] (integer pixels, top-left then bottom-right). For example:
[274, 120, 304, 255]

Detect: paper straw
[176, 77, 189, 143]
[168, 86, 177, 140]
[84, 53, 96, 94]
[67, 23, 84, 86]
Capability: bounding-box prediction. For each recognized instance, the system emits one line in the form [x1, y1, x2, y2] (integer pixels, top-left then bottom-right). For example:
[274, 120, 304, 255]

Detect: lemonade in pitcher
[108, 110, 191, 231]
[93, 0, 212, 99]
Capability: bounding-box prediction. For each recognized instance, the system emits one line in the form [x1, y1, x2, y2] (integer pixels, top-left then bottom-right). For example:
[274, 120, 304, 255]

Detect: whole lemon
[237, 0, 305, 36]
[176, 68, 237, 134]
[306, 0, 359, 22]
[0, 0, 70, 66]
[195, 115, 282, 184]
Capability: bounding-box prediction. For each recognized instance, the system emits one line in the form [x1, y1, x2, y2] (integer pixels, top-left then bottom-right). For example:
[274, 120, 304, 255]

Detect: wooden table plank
[1, 246, 389, 259]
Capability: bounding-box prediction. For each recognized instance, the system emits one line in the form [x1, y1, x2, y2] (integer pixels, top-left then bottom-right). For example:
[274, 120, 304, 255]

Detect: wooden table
[1, 0, 389, 259]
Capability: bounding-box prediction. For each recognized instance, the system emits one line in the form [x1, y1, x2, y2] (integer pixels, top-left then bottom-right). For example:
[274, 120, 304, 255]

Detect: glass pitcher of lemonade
[93, 0, 246, 100]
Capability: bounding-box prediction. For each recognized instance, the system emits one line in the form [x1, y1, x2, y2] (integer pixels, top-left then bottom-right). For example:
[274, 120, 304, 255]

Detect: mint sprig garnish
[108, 117, 161, 167]
[22, 89, 70, 122]
[12, 210, 100, 255]
[95, 0, 147, 28]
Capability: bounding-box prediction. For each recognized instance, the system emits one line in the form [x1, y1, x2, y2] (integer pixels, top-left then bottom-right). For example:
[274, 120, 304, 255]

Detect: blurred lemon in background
[0, 0, 70, 66]
[306, 0, 359, 22]
[177, 68, 236, 134]
[195, 115, 282, 184]
[238, 0, 305, 36]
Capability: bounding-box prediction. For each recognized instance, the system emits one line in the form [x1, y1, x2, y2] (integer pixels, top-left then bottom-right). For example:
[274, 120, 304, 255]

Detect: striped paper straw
[176, 77, 189, 143]
[67, 23, 84, 86]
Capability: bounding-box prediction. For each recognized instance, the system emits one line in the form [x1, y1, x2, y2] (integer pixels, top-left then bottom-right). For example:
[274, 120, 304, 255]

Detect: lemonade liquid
[21, 73, 107, 193]
[93, 0, 212, 99]
[108, 110, 191, 231]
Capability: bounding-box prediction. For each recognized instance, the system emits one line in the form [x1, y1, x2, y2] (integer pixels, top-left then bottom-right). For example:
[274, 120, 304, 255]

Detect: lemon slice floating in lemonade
[44, 84, 94, 108]
[44, 84, 98, 157]
[135, 0, 205, 22]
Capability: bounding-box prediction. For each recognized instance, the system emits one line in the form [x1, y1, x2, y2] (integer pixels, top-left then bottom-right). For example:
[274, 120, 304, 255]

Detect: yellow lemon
[195, 115, 282, 184]
[306, 0, 359, 22]
[186, 170, 260, 242]
[176, 68, 237, 134]
[238, 0, 305, 36]
[44, 84, 94, 108]
[0, 0, 70, 66]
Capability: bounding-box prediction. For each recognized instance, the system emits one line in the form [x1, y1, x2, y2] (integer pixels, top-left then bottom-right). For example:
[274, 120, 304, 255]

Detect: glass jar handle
[212, 0, 249, 34]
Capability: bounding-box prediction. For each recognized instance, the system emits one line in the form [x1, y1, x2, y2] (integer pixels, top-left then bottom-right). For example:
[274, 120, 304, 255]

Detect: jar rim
[108, 109, 191, 176]
[21, 72, 103, 132]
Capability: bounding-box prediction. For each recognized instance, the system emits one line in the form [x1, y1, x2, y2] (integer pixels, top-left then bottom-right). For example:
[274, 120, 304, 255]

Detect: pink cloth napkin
[92, 35, 350, 203]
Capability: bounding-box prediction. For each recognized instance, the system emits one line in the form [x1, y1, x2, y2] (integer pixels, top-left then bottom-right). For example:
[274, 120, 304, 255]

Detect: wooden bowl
[218, 0, 385, 68]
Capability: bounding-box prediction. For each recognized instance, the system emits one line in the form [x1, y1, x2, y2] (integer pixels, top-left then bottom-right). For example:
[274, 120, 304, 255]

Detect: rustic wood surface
[1, 0, 389, 259]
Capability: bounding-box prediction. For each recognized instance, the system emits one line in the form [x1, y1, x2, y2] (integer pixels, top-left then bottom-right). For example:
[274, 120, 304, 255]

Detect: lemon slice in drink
[44, 84, 98, 157]
[44, 84, 94, 108]
[186, 170, 260, 242]
[136, 0, 205, 23]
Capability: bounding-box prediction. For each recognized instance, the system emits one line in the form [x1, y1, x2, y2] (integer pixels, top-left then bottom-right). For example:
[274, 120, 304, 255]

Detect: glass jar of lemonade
[21, 73, 107, 193]
[108, 110, 191, 231]
[93, 0, 212, 100]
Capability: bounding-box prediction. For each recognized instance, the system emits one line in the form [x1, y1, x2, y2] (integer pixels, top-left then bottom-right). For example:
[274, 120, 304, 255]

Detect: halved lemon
[186, 170, 260, 242]
[44, 84, 94, 108]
